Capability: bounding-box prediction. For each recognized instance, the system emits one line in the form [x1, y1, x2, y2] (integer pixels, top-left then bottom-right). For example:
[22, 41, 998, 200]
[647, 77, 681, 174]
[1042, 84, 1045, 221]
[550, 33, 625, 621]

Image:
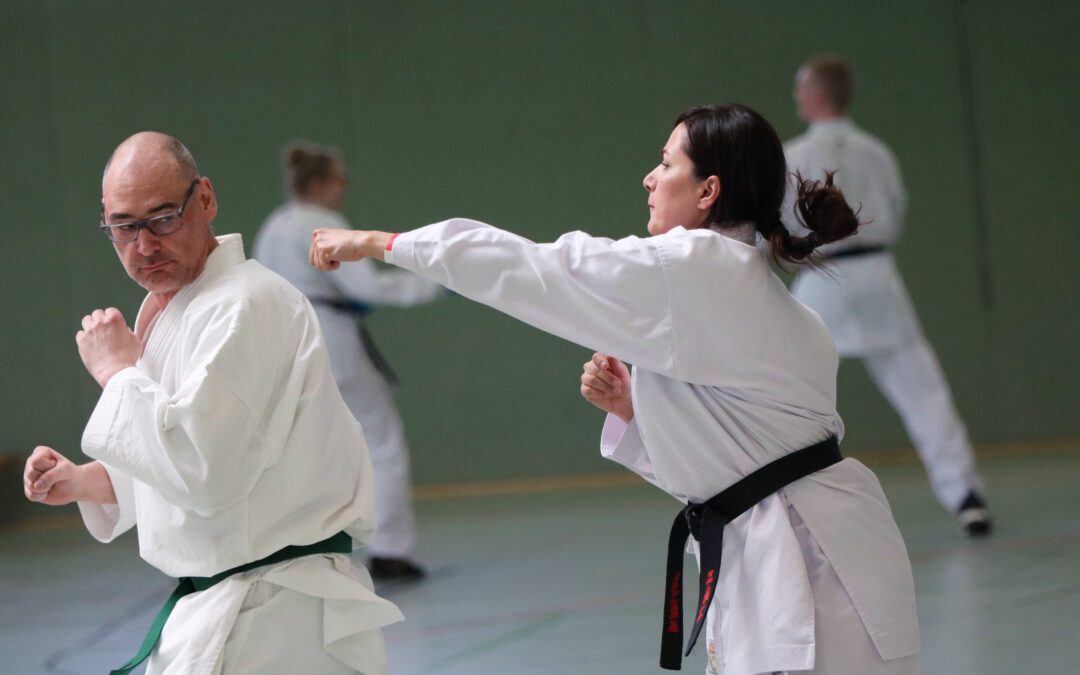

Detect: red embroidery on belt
[695, 569, 715, 623]
[666, 572, 681, 632]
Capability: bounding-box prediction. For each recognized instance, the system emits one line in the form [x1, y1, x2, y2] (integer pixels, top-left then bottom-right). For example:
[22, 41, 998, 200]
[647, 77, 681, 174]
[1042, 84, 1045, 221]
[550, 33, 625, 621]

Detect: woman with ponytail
[309, 105, 921, 674]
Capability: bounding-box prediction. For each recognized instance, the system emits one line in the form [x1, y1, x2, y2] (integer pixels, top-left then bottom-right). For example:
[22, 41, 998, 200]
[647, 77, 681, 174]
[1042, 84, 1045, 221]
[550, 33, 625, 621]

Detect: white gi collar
[137, 233, 246, 356]
[808, 117, 855, 135]
[170, 233, 246, 307]
[709, 222, 757, 247]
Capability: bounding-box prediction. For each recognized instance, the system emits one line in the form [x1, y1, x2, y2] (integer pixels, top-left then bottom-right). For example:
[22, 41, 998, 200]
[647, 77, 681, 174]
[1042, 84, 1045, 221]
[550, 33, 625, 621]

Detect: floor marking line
[411, 436, 1080, 500]
[4, 438, 1077, 532]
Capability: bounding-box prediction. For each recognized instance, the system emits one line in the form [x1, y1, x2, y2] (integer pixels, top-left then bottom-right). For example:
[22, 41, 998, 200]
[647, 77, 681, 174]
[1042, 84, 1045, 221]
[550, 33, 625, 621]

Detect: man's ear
[197, 176, 218, 223]
[698, 175, 720, 211]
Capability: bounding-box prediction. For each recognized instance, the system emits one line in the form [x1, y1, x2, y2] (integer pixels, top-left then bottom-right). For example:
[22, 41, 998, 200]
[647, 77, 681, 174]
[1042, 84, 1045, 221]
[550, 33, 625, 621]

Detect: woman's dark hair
[284, 142, 342, 198]
[674, 104, 860, 265]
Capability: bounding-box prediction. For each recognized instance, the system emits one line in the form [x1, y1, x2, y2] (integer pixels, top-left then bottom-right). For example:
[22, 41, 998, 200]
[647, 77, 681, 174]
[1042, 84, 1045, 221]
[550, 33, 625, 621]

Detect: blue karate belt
[110, 531, 352, 675]
[311, 297, 400, 385]
[659, 436, 842, 670]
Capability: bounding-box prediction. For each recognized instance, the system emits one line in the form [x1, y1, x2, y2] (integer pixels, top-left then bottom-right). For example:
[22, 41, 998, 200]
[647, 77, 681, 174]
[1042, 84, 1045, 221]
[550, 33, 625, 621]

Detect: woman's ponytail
[671, 105, 860, 265]
[764, 171, 860, 265]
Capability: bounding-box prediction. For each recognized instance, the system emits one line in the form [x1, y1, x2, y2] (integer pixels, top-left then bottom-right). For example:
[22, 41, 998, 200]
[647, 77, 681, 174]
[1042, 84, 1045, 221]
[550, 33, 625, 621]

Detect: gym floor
[2, 441, 1078, 674]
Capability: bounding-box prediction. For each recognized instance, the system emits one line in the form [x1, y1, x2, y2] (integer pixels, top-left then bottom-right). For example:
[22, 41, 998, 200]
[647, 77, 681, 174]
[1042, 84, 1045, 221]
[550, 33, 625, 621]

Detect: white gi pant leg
[329, 335, 418, 559]
[354, 397, 418, 558]
[783, 507, 922, 675]
[861, 336, 982, 513]
[321, 306, 419, 560]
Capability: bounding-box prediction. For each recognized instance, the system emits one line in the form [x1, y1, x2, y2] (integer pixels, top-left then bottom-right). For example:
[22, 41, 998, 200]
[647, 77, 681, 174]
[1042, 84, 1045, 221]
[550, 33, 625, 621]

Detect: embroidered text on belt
[110, 531, 352, 675]
[659, 436, 842, 670]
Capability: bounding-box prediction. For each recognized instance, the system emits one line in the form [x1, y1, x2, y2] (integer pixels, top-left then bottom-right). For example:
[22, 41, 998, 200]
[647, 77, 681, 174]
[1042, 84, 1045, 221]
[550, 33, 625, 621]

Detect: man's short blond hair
[804, 55, 854, 113]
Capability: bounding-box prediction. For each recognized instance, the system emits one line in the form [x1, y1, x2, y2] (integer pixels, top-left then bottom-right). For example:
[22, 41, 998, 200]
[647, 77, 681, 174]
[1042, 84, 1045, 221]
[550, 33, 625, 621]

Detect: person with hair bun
[786, 55, 991, 537]
[255, 142, 442, 581]
[309, 105, 921, 673]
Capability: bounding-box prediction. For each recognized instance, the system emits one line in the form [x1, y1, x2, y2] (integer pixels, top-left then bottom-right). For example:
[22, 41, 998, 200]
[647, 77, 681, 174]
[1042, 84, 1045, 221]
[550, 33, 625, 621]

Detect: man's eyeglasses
[99, 178, 201, 243]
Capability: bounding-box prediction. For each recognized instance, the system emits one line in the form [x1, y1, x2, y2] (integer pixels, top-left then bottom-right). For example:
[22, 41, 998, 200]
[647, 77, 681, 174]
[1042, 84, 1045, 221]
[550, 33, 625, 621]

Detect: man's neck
[136, 293, 170, 341]
[152, 291, 177, 307]
[808, 109, 846, 124]
[136, 235, 219, 338]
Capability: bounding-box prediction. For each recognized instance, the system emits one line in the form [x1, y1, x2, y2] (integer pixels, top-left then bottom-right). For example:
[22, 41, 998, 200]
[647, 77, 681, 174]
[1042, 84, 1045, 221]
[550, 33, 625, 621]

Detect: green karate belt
[110, 531, 352, 675]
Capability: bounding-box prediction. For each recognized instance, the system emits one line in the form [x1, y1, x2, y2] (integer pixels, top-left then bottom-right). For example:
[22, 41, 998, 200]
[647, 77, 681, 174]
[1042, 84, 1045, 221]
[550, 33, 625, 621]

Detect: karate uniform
[254, 202, 441, 557]
[384, 218, 921, 674]
[784, 118, 983, 513]
[78, 234, 404, 674]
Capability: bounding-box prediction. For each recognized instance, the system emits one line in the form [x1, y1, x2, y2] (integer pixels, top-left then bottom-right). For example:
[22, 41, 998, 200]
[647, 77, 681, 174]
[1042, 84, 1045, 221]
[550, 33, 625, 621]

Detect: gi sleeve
[77, 461, 136, 541]
[599, 414, 663, 490]
[81, 298, 309, 516]
[386, 218, 680, 377]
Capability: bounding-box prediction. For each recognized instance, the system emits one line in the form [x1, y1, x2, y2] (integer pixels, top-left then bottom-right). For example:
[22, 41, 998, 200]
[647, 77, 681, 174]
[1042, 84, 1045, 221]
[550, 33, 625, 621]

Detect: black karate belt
[312, 298, 400, 385]
[659, 436, 842, 671]
[110, 531, 352, 675]
[824, 244, 888, 260]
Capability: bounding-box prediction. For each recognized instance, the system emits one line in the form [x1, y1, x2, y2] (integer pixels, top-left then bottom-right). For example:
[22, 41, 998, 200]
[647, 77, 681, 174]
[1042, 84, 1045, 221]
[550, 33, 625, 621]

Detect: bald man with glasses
[24, 132, 402, 674]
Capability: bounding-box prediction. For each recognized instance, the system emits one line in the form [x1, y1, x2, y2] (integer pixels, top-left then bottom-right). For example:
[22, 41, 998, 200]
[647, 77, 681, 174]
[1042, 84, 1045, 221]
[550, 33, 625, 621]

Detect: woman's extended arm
[310, 229, 394, 268]
[311, 219, 682, 377]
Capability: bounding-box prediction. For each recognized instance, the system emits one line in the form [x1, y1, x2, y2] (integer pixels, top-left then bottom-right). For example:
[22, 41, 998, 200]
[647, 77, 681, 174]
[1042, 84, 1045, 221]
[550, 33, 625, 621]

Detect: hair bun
[287, 145, 310, 169]
[283, 141, 342, 198]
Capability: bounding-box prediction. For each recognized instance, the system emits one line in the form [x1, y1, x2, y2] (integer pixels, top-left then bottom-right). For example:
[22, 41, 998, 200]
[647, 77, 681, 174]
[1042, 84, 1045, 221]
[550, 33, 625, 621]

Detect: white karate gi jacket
[784, 118, 920, 355]
[78, 234, 403, 674]
[386, 219, 920, 674]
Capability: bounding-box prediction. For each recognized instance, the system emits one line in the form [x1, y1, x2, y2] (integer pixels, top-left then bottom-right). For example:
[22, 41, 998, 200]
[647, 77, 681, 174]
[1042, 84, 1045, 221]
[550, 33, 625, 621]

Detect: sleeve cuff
[383, 232, 401, 266]
[78, 462, 136, 542]
[600, 414, 632, 458]
[383, 230, 416, 269]
[599, 415, 658, 486]
[81, 367, 138, 459]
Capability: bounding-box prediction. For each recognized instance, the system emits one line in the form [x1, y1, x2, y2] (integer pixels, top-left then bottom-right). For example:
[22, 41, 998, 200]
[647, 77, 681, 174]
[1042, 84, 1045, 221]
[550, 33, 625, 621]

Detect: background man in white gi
[784, 55, 992, 536]
[254, 142, 443, 581]
[22, 132, 403, 674]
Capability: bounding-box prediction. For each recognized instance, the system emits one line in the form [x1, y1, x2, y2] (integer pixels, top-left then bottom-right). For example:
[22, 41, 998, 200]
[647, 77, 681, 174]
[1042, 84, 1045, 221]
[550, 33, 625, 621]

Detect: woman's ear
[699, 175, 721, 211]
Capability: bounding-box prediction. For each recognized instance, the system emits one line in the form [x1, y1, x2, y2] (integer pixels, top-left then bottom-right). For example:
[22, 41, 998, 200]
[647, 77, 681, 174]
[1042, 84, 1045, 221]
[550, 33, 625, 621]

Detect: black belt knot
[659, 436, 842, 670]
[683, 503, 704, 540]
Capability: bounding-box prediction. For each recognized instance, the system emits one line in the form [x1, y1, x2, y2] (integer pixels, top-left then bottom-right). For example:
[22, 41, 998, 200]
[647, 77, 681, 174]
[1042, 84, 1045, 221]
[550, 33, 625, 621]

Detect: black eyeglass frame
[99, 178, 201, 242]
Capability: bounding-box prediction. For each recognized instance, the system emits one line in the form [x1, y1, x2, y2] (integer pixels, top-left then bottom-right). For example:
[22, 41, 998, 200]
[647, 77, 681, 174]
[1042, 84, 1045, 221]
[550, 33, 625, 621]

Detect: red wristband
[386, 233, 400, 251]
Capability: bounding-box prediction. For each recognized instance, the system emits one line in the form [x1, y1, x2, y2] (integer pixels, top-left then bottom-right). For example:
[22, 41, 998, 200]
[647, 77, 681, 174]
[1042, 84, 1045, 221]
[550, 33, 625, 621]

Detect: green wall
[2, 1, 1077, 488]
